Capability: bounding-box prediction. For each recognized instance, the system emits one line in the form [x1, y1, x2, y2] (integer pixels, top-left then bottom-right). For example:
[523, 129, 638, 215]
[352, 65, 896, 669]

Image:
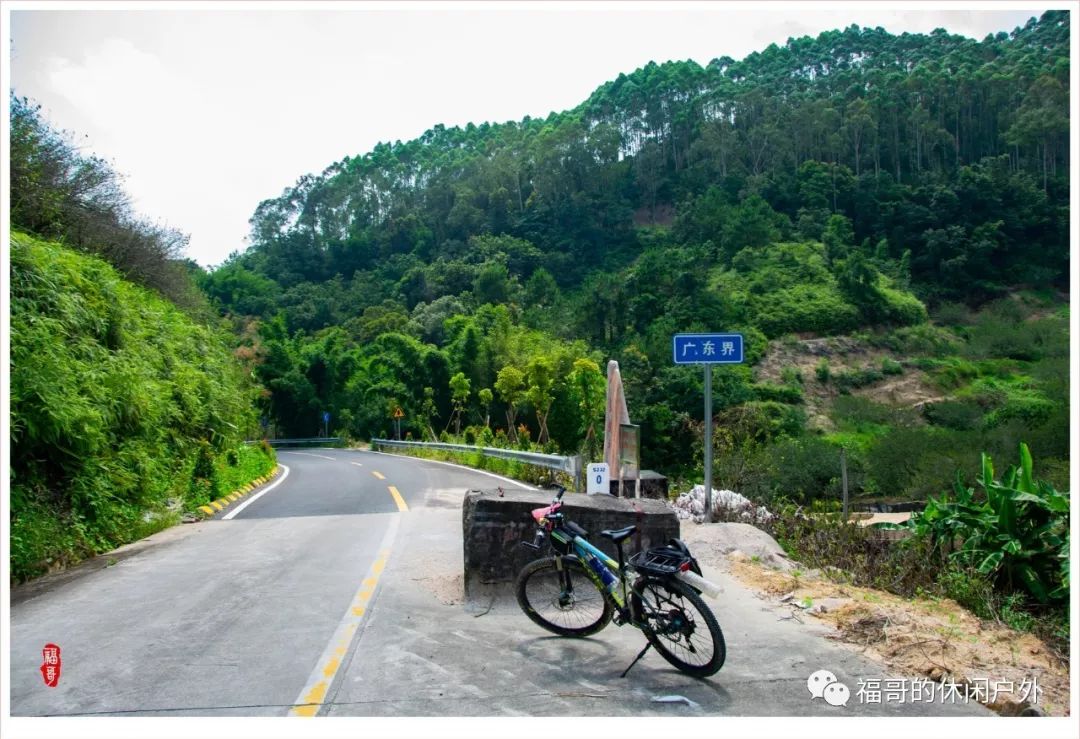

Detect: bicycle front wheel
[516, 556, 613, 637]
[631, 578, 725, 677]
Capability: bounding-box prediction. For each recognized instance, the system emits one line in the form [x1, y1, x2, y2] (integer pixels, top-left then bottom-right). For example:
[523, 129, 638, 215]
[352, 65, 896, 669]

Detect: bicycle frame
[530, 497, 632, 610]
[563, 534, 628, 608]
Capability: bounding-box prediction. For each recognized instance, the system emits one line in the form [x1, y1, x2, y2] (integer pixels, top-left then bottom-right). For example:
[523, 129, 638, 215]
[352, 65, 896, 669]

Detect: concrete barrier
[607, 470, 669, 499]
[462, 488, 680, 600]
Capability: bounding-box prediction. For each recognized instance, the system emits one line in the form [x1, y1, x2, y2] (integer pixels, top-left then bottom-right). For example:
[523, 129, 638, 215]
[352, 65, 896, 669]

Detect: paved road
[9, 449, 990, 718]
[9, 449, 520, 717]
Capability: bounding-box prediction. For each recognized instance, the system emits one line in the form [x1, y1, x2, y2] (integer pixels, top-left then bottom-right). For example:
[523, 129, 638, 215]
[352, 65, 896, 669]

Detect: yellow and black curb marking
[196, 466, 282, 518]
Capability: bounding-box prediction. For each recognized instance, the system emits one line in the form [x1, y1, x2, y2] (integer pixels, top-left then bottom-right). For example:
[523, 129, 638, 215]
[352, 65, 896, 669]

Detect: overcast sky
[5, 2, 1052, 267]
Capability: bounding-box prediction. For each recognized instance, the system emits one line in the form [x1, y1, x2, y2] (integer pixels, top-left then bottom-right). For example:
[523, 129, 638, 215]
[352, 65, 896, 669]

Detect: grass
[214, 443, 278, 501]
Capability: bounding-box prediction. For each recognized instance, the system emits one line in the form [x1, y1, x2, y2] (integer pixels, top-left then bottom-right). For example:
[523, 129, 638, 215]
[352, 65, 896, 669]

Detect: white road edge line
[222, 464, 290, 520]
[350, 462, 363, 468]
[280, 451, 337, 461]
[363, 449, 535, 489]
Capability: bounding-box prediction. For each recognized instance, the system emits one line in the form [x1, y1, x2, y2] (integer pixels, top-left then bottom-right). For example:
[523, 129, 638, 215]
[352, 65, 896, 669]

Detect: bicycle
[515, 484, 726, 678]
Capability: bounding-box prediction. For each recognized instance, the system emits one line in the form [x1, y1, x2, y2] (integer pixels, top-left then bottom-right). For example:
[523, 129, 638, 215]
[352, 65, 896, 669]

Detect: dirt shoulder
[679, 522, 1069, 717]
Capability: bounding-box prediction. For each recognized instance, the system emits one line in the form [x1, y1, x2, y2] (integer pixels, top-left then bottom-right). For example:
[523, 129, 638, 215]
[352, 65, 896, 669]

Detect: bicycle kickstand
[620, 642, 653, 678]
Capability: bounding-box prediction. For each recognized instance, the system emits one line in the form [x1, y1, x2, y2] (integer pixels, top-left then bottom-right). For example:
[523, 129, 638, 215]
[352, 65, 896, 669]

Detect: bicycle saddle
[600, 525, 637, 544]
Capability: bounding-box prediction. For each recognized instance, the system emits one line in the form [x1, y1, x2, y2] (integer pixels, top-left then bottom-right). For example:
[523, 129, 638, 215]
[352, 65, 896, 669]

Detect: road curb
[196, 465, 283, 518]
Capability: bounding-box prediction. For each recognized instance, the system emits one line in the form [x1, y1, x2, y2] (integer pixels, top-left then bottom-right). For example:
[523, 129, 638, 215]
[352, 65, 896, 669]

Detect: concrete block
[462, 488, 680, 600]
[607, 470, 669, 499]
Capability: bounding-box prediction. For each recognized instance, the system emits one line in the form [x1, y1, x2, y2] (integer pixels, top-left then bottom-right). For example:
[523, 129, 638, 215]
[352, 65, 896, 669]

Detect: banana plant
[878, 443, 1069, 604]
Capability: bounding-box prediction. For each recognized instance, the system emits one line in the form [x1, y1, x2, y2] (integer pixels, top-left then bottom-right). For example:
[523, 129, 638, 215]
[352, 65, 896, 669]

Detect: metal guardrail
[248, 437, 346, 448]
[371, 438, 582, 481]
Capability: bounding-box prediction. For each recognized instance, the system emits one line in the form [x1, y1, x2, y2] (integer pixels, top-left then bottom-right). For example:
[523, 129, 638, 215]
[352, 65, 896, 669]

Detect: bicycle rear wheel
[631, 578, 725, 677]
[516, 556, 612, 637]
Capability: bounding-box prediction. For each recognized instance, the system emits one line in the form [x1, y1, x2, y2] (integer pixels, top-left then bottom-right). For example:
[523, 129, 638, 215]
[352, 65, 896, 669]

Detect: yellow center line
[371, 470, 385, 480]
[387, 485, 409, 512]
[287, 519, 400, 717]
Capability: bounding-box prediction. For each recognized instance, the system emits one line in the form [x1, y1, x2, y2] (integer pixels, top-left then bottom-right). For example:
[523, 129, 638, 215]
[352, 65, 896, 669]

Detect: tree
[9, 94, 199, 307]
[448, 372, 471, 435]
[477, 387, 494, 428]
[720, 195, 785, 259]
[526, 356, 556, 445]
[473, 261, 515, 305]
[421, 387, 438, 441]
[494, 366, 527, 442]
[836, 251, 886, 322]
[524, 268, 559, 307]
[843, 98, 876, 178]
[822, 213, 855, 265]
[568, 358, 605, 462]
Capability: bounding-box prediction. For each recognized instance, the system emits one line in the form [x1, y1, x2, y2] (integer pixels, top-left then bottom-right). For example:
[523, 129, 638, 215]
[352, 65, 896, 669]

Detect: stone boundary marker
[462, 488, 679, 600]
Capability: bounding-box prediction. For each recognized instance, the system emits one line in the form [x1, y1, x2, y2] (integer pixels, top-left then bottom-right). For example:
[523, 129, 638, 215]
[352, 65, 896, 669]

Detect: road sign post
[673, 333, 744, 522]
[392, 406, 404, 440]
[704, 364, 712, 520]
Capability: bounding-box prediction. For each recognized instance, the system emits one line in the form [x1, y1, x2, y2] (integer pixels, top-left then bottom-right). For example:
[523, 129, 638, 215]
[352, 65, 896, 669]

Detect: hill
[194, 11, 1069, 497]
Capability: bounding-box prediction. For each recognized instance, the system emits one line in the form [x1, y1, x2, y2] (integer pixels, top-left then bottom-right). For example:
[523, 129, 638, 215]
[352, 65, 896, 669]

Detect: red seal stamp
[41, 644, 61, 688]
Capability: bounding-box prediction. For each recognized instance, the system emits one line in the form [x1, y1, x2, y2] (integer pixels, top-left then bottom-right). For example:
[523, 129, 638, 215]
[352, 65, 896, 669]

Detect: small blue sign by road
[672, 333, 744, 364]
[322, 411, 331, 423]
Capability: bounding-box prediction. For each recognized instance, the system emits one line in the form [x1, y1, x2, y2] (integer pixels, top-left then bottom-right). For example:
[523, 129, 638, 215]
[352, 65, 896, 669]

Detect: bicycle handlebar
[549, 483, 567, 503]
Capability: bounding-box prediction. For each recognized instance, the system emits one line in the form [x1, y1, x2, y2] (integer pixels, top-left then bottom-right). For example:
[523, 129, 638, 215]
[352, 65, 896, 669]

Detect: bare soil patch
[680, 522, 1069, 717]
[754, 335, 942, 429]
[732, 555, 1069, 716]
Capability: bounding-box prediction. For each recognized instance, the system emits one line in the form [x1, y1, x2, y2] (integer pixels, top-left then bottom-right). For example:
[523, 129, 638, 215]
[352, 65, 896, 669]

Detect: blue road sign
[673, 333, 744, 364]
[322, 411, 331, 423]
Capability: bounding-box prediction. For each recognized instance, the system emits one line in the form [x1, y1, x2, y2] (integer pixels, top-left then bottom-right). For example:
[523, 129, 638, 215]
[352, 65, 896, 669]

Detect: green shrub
[937, 567, 997, 620]
[832, 395, 910, 430]
[932, 301, 973, 326]
[752, 382, 804, 404]
[189, 440, 219, 506]
[815, 358, 831, 384]
[878, 285, 928, 326]
[864, 427, 976, 500]
[924, 357, 980, 390]
[832, 366, 884, 393]
[922, 400, 984, 430]
[962, 376, 1054, 428]
[880, 358, 903, 376]
[215, 443, 277, 498]
[767, 437, 849, 503]
[715, 401, 806, 445]
[765, 502, 945, 596]
[780, 366, 804, 386]
[887, 324, 961, 356]
[963, 311, 1068, 362]
[751, 284, 861, 337]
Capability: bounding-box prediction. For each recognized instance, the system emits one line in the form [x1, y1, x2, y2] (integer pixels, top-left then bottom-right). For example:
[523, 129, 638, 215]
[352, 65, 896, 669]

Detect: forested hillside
[200, 13, 1067, 496]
